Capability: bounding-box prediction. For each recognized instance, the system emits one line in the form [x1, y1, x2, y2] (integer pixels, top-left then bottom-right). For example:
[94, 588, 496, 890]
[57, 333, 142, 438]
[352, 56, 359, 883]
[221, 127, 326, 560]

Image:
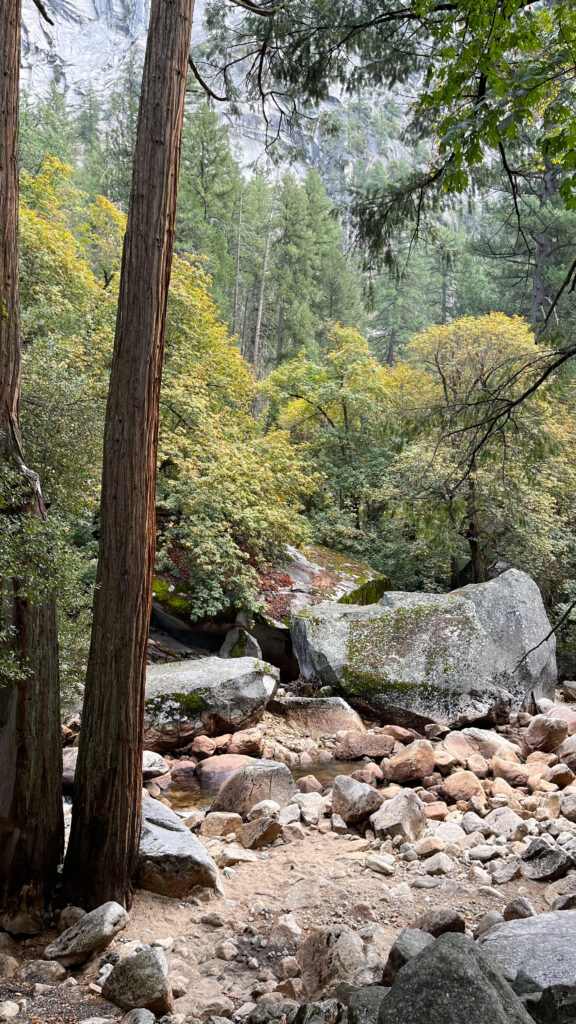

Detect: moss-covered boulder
[291, 571, 556, 729]
[144, 656, 279, 752]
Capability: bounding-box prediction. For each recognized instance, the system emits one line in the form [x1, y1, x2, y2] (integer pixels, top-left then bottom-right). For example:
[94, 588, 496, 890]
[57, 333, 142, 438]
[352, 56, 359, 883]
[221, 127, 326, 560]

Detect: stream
[166, 759, 361, 812]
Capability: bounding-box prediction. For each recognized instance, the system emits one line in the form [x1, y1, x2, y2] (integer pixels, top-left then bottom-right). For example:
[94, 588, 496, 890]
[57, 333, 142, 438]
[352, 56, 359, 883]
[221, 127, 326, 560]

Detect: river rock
[199, 811, 242, 837]
[102, 947, 172, 1014]
[137, 796, 219, 896]
[334, 731, 394, 760]
[524, 715, 568, 754]
[62, 747, 78, 789]
[483, 807, 528, 841]
[503, 897, 536, 921]
[272, 696, 366, 738]
[379, 932, 533, 1024]
[411, 908, 465, 936]
[211, 759, 297, 818]
[478, 911, 576, 995]
[297, 926, 368, 999]
[443, 731, 478, 763]
[520, 838, 572, 881]
[386, 740, 435, 783]
[461, 728, 519, 760]
[142, 751, 170, 780]
[196, 754, 254, 790]
[292, 571, 555, 729]
[442, 770, 486, 804]
[228, 729, 263, 757]
[144, 657, 279, 752]
[332, 775, 384, 825]
[238, 816, 282, 849]
[381, 928, 435, 984]
[555, 735, 576, 773]
[44, 901, 129, 966]
[370, 790, 426, 842]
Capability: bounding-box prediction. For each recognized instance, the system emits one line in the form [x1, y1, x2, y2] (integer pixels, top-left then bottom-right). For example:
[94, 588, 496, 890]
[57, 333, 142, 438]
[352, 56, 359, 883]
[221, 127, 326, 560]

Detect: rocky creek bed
[4, 685, 576, 1024]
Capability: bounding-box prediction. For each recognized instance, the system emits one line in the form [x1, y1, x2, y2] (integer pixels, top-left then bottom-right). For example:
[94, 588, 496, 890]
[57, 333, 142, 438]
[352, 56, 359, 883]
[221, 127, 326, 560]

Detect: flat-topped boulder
[144, 656, 279, 752]
[269, 695, 365, 737]
[292, 570, 555, 729]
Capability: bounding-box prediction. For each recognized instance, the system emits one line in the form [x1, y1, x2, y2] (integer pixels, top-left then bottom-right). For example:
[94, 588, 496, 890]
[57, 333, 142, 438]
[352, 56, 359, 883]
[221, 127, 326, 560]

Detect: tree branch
[31, 0, 54, 25]
[188, 56, 228, 101]
[513, 599, 576, 673]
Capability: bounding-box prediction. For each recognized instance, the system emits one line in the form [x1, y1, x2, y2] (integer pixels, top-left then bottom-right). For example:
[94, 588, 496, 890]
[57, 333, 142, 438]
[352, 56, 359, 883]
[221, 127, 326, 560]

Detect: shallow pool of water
[167, 759, 361, 812]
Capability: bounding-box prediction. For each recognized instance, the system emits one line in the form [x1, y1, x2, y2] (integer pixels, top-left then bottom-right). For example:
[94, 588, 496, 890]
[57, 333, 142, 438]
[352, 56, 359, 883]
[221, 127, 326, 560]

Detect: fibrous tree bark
[64, 0, 195, 908]
[0, 0, 63, 934]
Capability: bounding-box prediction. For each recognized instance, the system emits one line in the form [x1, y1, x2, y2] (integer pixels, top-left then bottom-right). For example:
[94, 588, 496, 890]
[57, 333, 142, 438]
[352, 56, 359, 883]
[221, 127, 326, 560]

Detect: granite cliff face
[21, 0, 152, 96]
[20, 0, 407, 172]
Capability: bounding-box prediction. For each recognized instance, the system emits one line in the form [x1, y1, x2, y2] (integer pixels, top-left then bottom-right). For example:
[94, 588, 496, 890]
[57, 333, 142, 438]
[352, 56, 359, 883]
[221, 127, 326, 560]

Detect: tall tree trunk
[276, 300, 285, 365]
[465, 471, 486, 584]
[232, 190, 243, 336]
[64, 0, 195, 909]
[252, 226, 271, 376]
[0, 0, 63, 934]
[386, 328, 396, 366]
[531, 164, 556, 332]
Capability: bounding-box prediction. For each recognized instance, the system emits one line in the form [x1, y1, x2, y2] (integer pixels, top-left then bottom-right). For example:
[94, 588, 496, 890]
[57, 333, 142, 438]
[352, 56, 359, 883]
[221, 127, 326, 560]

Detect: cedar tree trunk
[64, 0, 195, 908]
[0, 0, 63, 934]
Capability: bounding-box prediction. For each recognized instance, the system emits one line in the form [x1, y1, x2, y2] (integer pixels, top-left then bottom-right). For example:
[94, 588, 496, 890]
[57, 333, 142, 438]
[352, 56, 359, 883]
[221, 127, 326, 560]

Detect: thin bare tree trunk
[232, 190, 243, 335]
[0, 0, 63, 934]
[253, 227, 271, 376]
[64, 0, 195, 909]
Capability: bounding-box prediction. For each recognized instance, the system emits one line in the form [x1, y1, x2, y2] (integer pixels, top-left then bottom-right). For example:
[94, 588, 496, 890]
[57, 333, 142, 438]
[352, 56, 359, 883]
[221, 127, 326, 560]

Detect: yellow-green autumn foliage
[268, 315, 576, 598]
[390, 314, 576, 594]
[266, 325, 425, 570]
[158, 255, 315, 617]
[18, 157, 313, 693]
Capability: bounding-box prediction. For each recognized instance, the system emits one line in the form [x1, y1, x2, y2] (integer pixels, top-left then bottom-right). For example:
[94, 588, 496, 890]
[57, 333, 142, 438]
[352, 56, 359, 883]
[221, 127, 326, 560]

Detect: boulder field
[14, 568, 576, 1023]
[29, 675, 576, 1024]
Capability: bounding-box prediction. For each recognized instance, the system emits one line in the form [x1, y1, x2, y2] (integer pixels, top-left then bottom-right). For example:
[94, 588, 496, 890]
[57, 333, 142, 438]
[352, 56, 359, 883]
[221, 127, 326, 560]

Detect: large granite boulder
[453, 570, 556, 702]
[144, 657, 279, 752]
[137, 797, 220, 897]
[477, 911, 576, 995]
[379, 932, 532, 1024]
[211, 759, 297, 818]
[292, 570, 555, 728]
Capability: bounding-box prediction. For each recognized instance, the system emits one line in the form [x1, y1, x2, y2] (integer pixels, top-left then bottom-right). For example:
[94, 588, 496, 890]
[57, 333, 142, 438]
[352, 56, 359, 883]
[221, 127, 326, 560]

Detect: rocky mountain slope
[21, 0, 152, 96]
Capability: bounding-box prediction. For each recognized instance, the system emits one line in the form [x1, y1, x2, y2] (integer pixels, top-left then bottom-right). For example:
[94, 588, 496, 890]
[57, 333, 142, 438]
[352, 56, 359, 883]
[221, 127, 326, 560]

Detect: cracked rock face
[21, 0, 152, 98]
[211, 759, 297, 818]
[291, 570, 556, 729]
